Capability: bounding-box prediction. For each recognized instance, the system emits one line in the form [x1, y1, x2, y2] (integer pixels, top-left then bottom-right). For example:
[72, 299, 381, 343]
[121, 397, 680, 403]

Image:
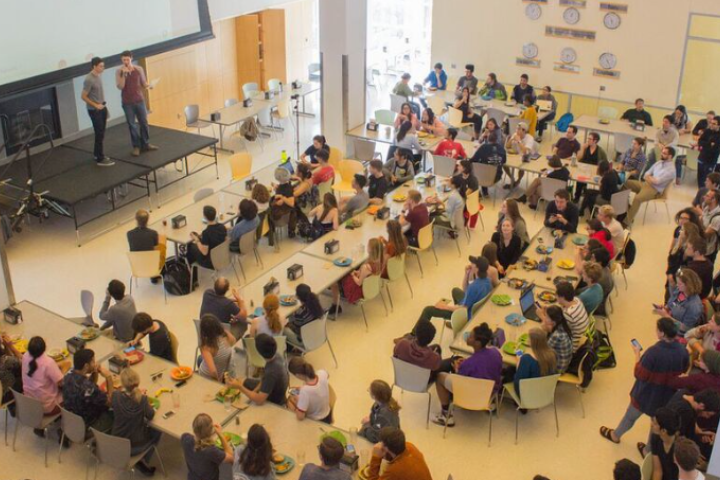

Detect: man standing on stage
[81, 57, 115, 167]
[116, 50, 157, 157]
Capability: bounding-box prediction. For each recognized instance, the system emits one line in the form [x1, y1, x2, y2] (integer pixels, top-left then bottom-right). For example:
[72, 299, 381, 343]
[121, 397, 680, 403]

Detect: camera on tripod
[291, 94, 300, 100]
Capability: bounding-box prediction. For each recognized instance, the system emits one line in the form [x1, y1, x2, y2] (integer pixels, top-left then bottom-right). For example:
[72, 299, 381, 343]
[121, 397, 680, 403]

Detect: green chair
[408, 221, 438, 278]
[384, 254, 413, 311]
[357, 275, 388, 331]
[439, 308, 468, 342]
[501, 374, 561, 444]
[243, 336, 287, 377]
[444, 375, 497, 445]
[374, 109, 396, 126]
[640, 452, 653, 480]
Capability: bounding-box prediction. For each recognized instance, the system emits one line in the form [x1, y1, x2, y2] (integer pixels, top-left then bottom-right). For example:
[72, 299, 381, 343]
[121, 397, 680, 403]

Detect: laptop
[519, 285, 540, 322]
[537, 99, 553, 111]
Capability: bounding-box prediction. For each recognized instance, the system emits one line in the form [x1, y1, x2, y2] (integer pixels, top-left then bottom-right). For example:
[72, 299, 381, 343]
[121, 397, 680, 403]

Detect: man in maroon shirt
[393, 320, 441, 372]
[116, 50, 158, 157]
[400, 189, 429, 247]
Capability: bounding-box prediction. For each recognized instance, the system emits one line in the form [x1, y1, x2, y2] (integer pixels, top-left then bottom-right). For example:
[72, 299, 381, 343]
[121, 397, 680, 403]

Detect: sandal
[599, 426, 620, 444]
[637, 442, 647, 458]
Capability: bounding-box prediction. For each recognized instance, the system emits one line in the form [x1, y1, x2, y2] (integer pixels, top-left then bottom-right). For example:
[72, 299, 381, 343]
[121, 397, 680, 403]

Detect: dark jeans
[464, 113, 483, 136]
[122, 101, 150, 149]
[574, 182, 588, 203]
[537, 111, 556, 137]
[698, 161, 716, 189]
[131, 428, 162, 463]
[579, 191, 609, 216]
[87, 108, 107, 161]
[418, 287, 465, 323]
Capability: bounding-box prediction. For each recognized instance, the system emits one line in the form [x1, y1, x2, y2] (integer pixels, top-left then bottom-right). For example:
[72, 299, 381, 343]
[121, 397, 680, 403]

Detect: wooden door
[258, 9, 287, 89]
[235, 14, 261, 98]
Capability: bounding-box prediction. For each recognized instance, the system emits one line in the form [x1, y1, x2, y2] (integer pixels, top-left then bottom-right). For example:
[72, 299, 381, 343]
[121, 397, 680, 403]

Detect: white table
[504, 153, 601, 186]
[572, 115, 694, 149]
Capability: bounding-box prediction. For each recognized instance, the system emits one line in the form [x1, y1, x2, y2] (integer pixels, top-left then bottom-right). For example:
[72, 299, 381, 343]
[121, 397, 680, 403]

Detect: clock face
[563, 7, 581, 25]
[599, 52, 617, 70]
[560, 47, 577, 64]
[604, 12, 621, 30]
[525, 3, 542, 21]
[523, 43, 539, 59]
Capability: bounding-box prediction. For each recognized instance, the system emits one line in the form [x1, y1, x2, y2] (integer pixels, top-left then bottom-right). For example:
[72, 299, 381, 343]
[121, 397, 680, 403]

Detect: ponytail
[263, 294, 282, 334]
[370, 379, 401, 413]
[27, 337, 46, 378]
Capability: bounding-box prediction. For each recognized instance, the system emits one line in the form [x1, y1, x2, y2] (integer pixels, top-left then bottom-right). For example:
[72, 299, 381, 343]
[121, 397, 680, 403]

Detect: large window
[678, 14, 720, 113]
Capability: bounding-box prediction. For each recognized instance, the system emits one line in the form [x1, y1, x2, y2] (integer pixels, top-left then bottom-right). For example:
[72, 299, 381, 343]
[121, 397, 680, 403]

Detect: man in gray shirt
[455, 64, 479, 96]
[99, 280, 137, 342]
[298, 437, 350, 480]
[81, 57, 114, 167]
[199, 277, 248, 338]
[340, 174, 370, 219]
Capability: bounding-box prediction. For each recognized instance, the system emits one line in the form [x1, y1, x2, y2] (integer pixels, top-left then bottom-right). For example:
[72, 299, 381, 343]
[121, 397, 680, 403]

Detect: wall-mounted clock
[523, 43, 539, 59]
[604, 12, 621, 30]
[525, 3, 542, 20]
[599, 52, 617, 70]
[560, 47, 577, 64]
[563, 7, 581, 25]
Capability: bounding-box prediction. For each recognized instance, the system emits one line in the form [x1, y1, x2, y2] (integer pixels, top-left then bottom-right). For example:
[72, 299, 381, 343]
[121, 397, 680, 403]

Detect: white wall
[431, 0, 720, 108]
[281, 0, 317, 82]
[208, 0, 290, 21]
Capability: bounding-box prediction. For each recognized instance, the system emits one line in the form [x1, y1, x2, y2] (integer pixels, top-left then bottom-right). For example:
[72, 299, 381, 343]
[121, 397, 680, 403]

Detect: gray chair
[191, 238, 240, 288]
[473, 163, 502, 206]
[89, 427, 166, 480]
[508, 117, 523, 135]
[534, 177, 568, 219]
[433, 207, 466, 256]
[58, 406, 90, 463]
[193, 319, 202, 371]
[68, 290, 95, 326]
[308, 63, 321, 82]
[224, 98, 239, 108]
[391, 357, 432, 428]
[232, 229, 262, 281]
[353, 138, 382, 164]
[0, 379, 14, 445]
[286, 314, 338, 368]
[613, 133, 635, 159]
[390, 93, 407, 114]
[432, 154, 456, 178]
[485, 108, 507, 127]
[271, 212, 292, 252]
[12, 389, 60, 467]
[184, 105, 215, 136]
[193, 188, 214, 203]
[242, 82, 260, 100]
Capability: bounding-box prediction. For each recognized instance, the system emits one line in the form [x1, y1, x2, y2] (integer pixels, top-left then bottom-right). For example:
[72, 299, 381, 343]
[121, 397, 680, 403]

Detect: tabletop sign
[516, 58, 541, 68]
[245, 177, 258, 191]
[560, 0, 586, 6]
[545, 26, 596, 41]
[264, 278, 280, 297]
[287, 264, 304, 281]
[600, 3, 628, 12]
[324, 239, 340, 254]
[3, 306, 22, 324]
[210, 112, 221, 122]
[243, 98, 253, 108]
[593, 68, 621, 79]
[171, 215, 187, 229]
[66, 337, 86, 355]
[109, 354, 129, 374]
[376, 207, 391, 220]
[554, 63, 581, 74]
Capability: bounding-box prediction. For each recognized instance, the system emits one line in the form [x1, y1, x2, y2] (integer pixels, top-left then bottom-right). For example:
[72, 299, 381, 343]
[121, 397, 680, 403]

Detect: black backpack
[623, 238, 637, 267]
[163, 256, 192, 296]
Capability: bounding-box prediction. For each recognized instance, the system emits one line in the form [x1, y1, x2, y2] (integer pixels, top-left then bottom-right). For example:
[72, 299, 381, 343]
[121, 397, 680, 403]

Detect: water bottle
[281, 150, 288, 163]
[571, 152, 578, 168]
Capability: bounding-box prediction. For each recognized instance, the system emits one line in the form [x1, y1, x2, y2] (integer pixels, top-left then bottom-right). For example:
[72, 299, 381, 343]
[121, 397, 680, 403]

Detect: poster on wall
[554, 63, 581, 74]
[559, 0, 587, 7]
[545, 26, 596, 41]
[516, 58, 541, 68]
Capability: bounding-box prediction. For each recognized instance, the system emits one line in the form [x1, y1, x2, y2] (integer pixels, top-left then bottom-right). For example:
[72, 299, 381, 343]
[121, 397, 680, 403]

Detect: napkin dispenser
[171, 215, 187, 229]
[324, 239, 339, 254]
[263, 277, 280, 297]
[424, 175, 436, 187]
[366, 120, 378, 132]
[245, 177, 258, 191]
[376, 207, 391, 220]
[264, 91, 274, 100]
[287, 264, 304, 281]
[633, 120, 645, 132]
[210, 112, 221, 122]
[3, 306, 22, 325]
[538, 258, 552, 273]
[554, 234, 567, 249]
[108, 354, 129, 374]
[66, 337, 86, 355]
[340, 450, 359, 473]
[243, 98, 253, 108]
[292, 80, 301, 89]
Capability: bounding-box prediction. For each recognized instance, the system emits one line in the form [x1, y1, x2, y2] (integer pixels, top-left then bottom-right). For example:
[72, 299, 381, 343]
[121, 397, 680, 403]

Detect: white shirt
[297, 370, 331, 421]
[644, 160, 676, 193]
[605, 218, 624, 255]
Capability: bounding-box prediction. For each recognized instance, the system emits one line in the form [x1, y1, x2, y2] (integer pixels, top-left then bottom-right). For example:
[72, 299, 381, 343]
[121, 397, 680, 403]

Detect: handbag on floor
[163, 256, 193, 296]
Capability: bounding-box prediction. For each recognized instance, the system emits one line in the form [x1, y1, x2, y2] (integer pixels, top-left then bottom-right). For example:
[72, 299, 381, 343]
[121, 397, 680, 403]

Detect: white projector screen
[0, 0, 212, 97]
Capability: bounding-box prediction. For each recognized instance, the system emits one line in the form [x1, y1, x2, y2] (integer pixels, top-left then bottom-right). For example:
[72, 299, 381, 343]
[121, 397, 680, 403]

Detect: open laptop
[519, 285, 540, 322]
[536, 99, 553, 112]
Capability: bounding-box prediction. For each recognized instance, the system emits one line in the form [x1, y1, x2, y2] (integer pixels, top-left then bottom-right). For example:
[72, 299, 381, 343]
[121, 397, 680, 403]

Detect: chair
[508, 117, 524, 136]
[447, 107, 472, 129]
[0, 380, 13, 445]
[485, 108, 507, 127]
[228, 153, 253, 182]
[598, 106, 618, 121]
[89, 427, 166, 480]
[332, 160, 365, 195]
[257, 215, 269, 268]
[353, 138, 381, 164]
[308, 63, 321, 82]
[287, 314, 338, 368]
[317, 179, 334, 199]
[408, 221, 438, 278]
[434, 207, 465, 256]
[558, 351, 591, 418]
[233, 230, 262, 281]
[12, 389, 60, 466]
[193, 319, 202, 371]
[68, 290, 95, 326]
[432, 154, 456, 178]
[357, 275, 388, 331]
[614, 229, 632, 290]
[465, 189, 483, 233]
[242, 82, 260, 100]
[127, 251, 167, 304]
[613, 133, 635, 158]
[641, 183, 671, 225]
[184, 105, 215, 136]
[328, 147, 343, 170]
[390, 94, 407, 114]
[193, 188, 214, 203]
[270, 212, 292, 252]
[391, 357, 432, 428]
[473, 163, 501, 206]
[224, 98, 239, 108]
[443, 375, 497, 444]
[425, 95, 447, 115]
[243, 337, 287, 376]
[267, 78, 281, 92]
[439, 308, 468, 342]
[270, 99, 291, 136]
[58, 407, 90, 463]
[534, 177, 568, 219]
[197, 238, 240, 284]
[500, 374, 561, 444]
[591, 189, 630, 219]
[640, 453, 653, 480]
[167, 330, 179, 364]
[374, 109, 396, 126]
[684, 149, 700, 180]
[384, 254, 413, 310]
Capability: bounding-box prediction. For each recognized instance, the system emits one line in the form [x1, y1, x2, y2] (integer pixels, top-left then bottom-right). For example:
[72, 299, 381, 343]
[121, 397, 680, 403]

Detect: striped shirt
[548, 328, 573, 373]
[563, 300, 590, 351]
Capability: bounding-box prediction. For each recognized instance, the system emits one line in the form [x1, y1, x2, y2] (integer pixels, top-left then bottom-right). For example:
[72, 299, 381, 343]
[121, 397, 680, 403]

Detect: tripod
[291, 94, 301, 163]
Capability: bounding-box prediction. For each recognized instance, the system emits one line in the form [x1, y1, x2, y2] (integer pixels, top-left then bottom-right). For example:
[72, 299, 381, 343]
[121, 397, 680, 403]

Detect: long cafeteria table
[427, 89, 553, 121]
[572, 115, 694, 149]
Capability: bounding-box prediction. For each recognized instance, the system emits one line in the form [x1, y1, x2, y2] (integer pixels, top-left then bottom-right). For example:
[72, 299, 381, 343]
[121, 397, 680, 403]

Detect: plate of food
[502, 340, 525, 356]
[11, 338, 28, 354]
[507, 278, 527, 290]
[505, 313, 527, 326]
[491, 294, 512, 306]
[148, 396, 161, 410]
[272, 454, 295, 475]
[366, 205, 380, 215]
[279, 295, 298, 306]
[392, 194, 407, 203]
[417, 131, 429, 138]
[216, 386, 241, 403]
[523, 259, 539, 271]
[333, 257, 352, 267]
[47, 347, 69, 362]
[599, 118, 611, 125]
[215, 432, 244, 449]
[538, 291, 557, 303]
[170, 366, 193, 381]
[557, 259, 575, 270]
[536, 245, 554, 255]
[124, 349, 145, 365]
[572, 235, 589, 246]
[319, 430, 347, 447]
[78, 327, 100, 341]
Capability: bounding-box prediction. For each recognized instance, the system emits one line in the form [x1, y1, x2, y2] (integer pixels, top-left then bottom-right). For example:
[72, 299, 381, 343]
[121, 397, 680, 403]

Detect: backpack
[623, 238, 637, 267]
[239, 118, 259, 141]
[566, 341, 597, 388]
[297, 217, 324, 242]
[555, 113, 574, 133]
[592, 329, 617, 370]
[163, 256, 193, 296]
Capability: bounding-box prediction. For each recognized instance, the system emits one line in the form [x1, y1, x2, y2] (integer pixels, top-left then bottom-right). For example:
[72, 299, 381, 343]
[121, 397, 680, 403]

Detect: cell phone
[631, 339, 642, 351]
[175, 380, 187, 388]
[123, 346, 136, 354]
[535, 301, 543, 309]
[163, 410, 176, 420]
[347, 445, 356, 454]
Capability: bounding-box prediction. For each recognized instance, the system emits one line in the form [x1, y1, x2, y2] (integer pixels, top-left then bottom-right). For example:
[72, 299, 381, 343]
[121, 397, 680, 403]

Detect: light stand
[291, 93, 301, 163]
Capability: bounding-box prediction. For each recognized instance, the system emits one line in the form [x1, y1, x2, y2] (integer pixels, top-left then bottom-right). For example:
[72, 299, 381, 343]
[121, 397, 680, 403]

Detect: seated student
[112, 368, 161, 477]
[200, 277, 248, 339]
[479, 72, 507, 100]
[366, 427, 432, 480]
[434, 128, 467, 159]
[433, 323, 503, 426]
[556, 282, 590, 351]
[359, 380, 401, 443]
[665, 389, 720, 450]
[420, 108, 446, 137]
[696, 115, 720, 189]
[497, 199, 530, 248]
[394, 121, 423, 167]
[249, 294, 286, 338]
[490, 219, 522, 275]
[692, 172, 720, 208]
[424, 62, 447, 91]
[648, 407, 681, 480]
[544, 189, 579, 233]
[417, 256, 492, 323]
[519, 94, 538, 137]
[197, 314, 236, 381]
[0, 333, 22, 403]
[129, 313, 174, 362]
[99, 279, 137, 342]
[399, 189, 429, 247]
[269, 168, 297, 243]
[682, 235, 714, 300]
[299, 436, 350, 480]
[480, 243, 502, 287]
[181, 413, 233, 480]
[597, 205, 625, 255]
[577, 240, 615, 303]
[301, 134, 330, 167]
[227, 334, 289, 406]
[479, 118, 505, 145]
[392, 73, 418, 105]
[339, 174, 369, 218]
[287, 357, 332, 423]
[586, 218, 615, 258]
[576, 261, 605, 314]
[574, 132, 609, 203]
[381, 219, 408, 261]
[185, 205, 227, 282]
[503, 122, 537, 188]
[127, 209, 166, 278]
[512, 328, 557, 398]
[457, 159, 479, 198]
[453, 87, 483, 140]
[228, 199, 260, 253]
[368, 160, 390, 205]
[552, 126, 581, 160]
[579, 160, 619, 217]
[647, 115, 680, 169]
[426, 175, 465, 235]
[385, 148, 416, 188]
[538, 305, 573, 373]
[393, 319, 442, 371]
[512, 73, 536, 104]
[308, 193, 340, 236]
[293, 162, 318, 220]
[536, 86, 558, 139]
[312, 149, 335, 186]
[673, 438, 706, 480]
[393, 102, 421, 131]
[654, 268, 704, 334]
[621, 98, 654, 126]
[22, 336, 68, 416]
[251, 183, 271, 215]
[63, 348, 114, 432]
[232, 424, 276, 480]
[694, 110, 716, 137]
[613, 459, 641, 480]
[329, 238, 385, 316]
[470, 131, 506, 196]
[518, 155, 570, 209]
[285, 284, 325, 348]
[455, 64, 479, 95]
[619, 138, 648, 180]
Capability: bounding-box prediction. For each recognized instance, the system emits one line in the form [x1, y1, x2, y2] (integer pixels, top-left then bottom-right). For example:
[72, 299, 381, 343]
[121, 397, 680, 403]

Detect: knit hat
[702, 350, 720, 375]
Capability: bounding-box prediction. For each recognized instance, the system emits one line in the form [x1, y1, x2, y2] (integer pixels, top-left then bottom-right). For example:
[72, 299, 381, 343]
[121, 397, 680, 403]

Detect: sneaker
[96, 158, 115, 167]
[142, 144, 159, 152]
[327, 305, 342, 320]
[136, 461, 156, 477]
[516, 194, 527, 204]
[431, 412, 455, 427]
[503, 184, 513, 190]
[132, 147, 141, 157]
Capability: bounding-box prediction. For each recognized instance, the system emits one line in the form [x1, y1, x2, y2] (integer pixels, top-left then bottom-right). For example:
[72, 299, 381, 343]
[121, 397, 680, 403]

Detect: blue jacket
[668, 288, 703, 333]
[424, 70, 448, 90]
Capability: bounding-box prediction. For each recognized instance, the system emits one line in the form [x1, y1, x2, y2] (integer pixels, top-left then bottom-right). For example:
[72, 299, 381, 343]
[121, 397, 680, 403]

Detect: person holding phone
[185, 206, 227, 286]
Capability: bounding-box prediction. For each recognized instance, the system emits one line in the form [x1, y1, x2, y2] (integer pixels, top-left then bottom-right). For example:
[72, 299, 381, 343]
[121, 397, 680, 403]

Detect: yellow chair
[408, 221, 438, 278]
[444, 375, 498, 445]
[641, 452, 653, 480]
[328, 147, 343, 171]
[384, 254, 413, 311]
[127, 251, 166, 304]
[332, 159, 365, 195]
[447, 107, 473, 129]
[500, 374, 561, 444]
[168, 331, 180, 365]
[228, 152, 252, 182]
[439, 308, 468, 342]
[465, 189, 483, 233]
[558, 351, 591, 418]
[317, 178, 334, 199]
[425, 95, 447, 115]
[357, 275, 388, 331]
